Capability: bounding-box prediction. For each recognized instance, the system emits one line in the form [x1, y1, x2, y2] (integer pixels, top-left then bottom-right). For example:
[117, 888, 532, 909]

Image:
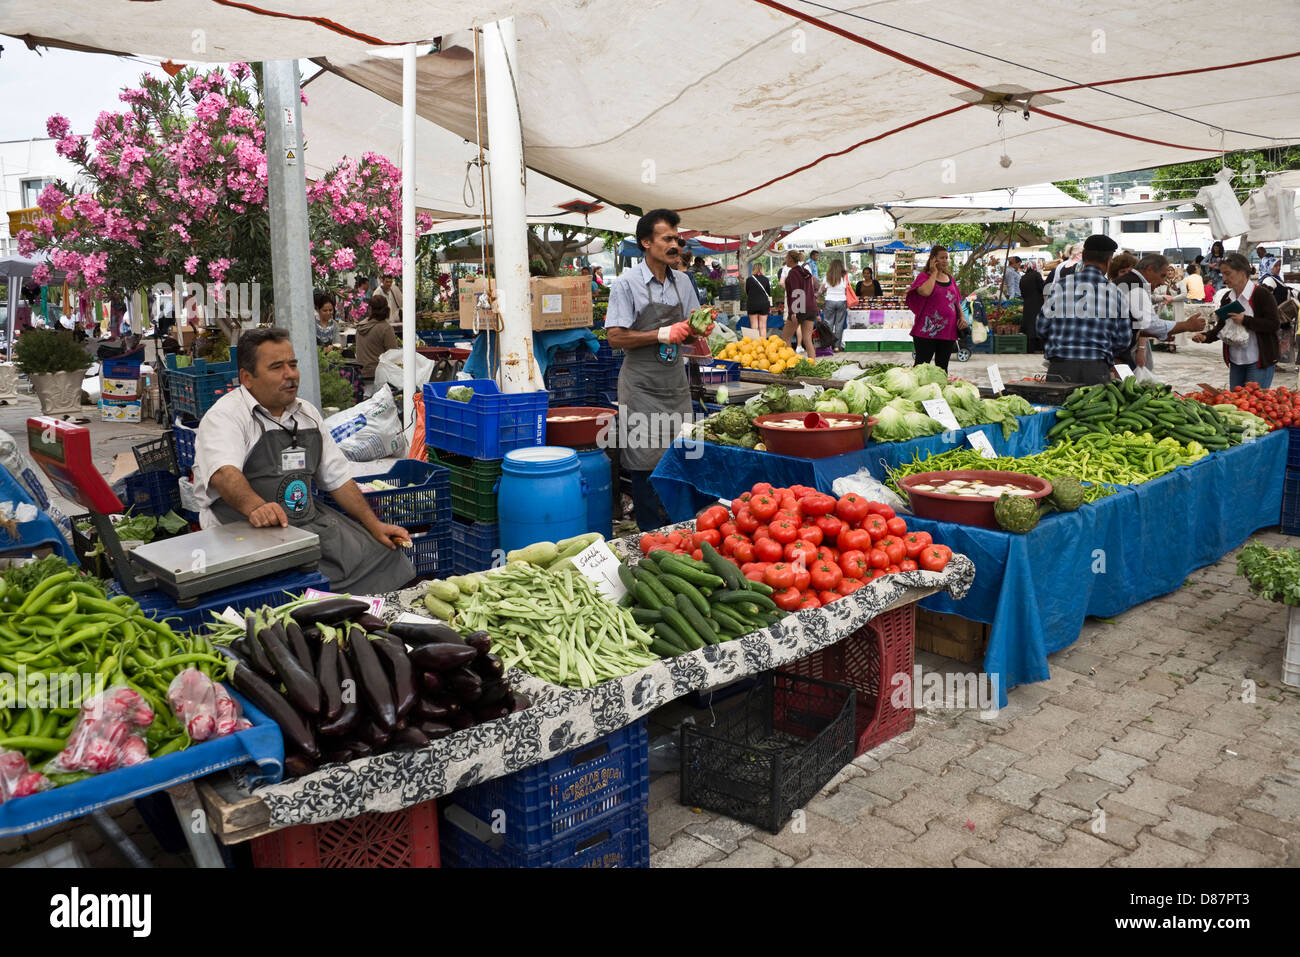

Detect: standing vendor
[193, 327, 416, 593]
[605, 208, 711, 531]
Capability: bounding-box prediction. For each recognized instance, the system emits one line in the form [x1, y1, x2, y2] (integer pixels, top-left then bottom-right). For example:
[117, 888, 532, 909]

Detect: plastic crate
[417, 328, 465, 347]
[423, 379, 548, 460]
[429, 449, 502, 524]
[694, 359, 741, 385]
[451, 517, 501, 574]
[408, 527, 453, 577]
[441, 800, 647, 868]
[877, 341, 914, 353]
[70, 514, 112, 580]
[844, 341, 877, 352]
[163, 348, 240, 419]
[251, 799, 440, 868]
[780, 604, 916, 756]
[315, 460, 450, 531]
[1288, 428, 1300, 469]
[1283, 468, 1300, 535]
[442, 720, 648, 853]
[993, 334, 1027, 354]
[122, 569, 329, 634]
[132, 433, 178, 477]
[172, 417, 199, 473]
[680, 672, 857, 834]
[102, 354, 143, 379]
[123, 469, 182, 517]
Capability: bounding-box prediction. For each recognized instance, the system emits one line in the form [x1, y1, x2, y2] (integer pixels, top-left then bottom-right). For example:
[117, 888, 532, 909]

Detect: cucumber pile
[619, 543, 785, 656]
[1047, 379, 1241, 451]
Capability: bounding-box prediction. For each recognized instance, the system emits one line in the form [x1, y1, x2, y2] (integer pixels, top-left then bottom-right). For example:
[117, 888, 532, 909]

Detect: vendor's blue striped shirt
[1038, 264, 1131, 363]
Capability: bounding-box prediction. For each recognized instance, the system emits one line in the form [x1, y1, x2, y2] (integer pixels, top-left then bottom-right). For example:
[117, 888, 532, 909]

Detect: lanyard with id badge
[255, 408, 314, 523]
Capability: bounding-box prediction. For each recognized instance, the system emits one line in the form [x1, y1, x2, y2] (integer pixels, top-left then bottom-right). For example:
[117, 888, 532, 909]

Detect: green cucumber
[699, 542, 744, 591]
[676, 593, 719, 644]
[743, 577, 774, 596]
[660, 604, 704, 649]
[658, 556, 726, 589]
[633, 565, 675, 606]
[631, 607, 663, 626]
[634, 581, 664, 611]
[658, 573, 710, 616]
[651, 623, 691, 654]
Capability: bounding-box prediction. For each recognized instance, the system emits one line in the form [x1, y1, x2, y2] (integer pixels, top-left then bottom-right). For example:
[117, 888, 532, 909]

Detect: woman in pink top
[905, 245, 966, 372]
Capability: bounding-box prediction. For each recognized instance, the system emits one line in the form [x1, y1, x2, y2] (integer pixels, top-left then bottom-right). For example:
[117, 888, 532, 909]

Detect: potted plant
[13, 329, 91, 416]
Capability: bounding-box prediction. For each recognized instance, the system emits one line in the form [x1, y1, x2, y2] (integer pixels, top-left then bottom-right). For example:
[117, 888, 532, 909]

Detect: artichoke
[761, 384, 792, 413]
[1048, 475, 1085, 512]
[717, 405, 753, 438]
[994, 493, 1040, 534]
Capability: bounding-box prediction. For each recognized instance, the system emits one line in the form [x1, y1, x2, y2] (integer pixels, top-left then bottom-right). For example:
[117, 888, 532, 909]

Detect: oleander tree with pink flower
[20, 64, 432, 317]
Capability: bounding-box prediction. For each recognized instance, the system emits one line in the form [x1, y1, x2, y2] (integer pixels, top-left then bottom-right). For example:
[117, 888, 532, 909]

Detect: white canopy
[772, 209, 895, 252]
[882, 184, 1183, 224]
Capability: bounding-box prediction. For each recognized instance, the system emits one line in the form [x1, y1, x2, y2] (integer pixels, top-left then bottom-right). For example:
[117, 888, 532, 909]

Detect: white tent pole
[6, 277, 17, 356]
[401, 43, 418, 431]
[264, 60, 320, 407]
[483, 18, 538, 394]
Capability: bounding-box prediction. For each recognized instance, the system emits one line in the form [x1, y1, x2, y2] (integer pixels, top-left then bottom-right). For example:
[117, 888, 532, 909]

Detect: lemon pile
[716, 335, 798, 374]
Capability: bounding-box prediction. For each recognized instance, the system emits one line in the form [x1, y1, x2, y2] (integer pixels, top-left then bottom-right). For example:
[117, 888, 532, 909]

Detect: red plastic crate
[781, 604, 915, 756]
[250, 799, 440, 868]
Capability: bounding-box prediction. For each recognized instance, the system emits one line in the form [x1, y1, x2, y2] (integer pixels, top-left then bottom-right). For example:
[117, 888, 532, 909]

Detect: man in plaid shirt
[1038, 235, 1132, 385]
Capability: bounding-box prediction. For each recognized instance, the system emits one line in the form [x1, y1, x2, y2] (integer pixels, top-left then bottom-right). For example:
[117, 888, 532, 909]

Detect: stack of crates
[439, 720, 650, 868]
[101, 354, 144, 423]
[890, 250, 916, 296]
[163, 348, 240, 420]
[542, 343, 622, 407]
[1283, 429, 1300, 535]
[428, 450, 504, 574]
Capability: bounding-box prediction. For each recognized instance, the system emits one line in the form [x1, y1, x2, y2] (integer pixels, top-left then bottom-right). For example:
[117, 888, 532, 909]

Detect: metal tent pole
[401, 43, 418, 430]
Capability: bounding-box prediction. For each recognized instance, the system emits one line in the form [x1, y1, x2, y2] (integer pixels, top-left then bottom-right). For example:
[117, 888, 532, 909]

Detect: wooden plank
[739, 370, 849, 389]
[196, 774, 272, 845]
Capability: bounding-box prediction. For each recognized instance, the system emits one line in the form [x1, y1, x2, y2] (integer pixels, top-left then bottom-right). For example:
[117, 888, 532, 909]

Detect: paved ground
[647, 529, 1300, 868]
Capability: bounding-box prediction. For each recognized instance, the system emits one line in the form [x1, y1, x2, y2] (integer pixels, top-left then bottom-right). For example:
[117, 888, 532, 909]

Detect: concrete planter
[29, 368, 89, 416]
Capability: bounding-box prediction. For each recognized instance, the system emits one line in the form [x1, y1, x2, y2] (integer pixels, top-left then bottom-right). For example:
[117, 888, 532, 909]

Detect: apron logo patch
[279, 477, 310, 515]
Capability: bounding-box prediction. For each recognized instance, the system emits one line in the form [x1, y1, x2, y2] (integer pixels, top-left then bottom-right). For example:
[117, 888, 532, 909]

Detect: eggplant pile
[212, 597, 528, 778]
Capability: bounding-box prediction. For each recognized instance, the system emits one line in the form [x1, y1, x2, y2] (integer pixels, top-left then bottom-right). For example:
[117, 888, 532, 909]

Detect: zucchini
[658, 572, 710, 616]
[506, 541, 559, 566]
[425, 580, 461, 605]
[676, 593, 719, 644]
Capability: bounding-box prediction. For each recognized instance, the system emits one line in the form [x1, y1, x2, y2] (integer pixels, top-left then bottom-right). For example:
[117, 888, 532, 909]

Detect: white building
[0, 137, 82, 256]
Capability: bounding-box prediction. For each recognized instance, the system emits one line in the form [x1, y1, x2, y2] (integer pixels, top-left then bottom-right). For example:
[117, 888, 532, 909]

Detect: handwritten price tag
[921, 398, 960, 431]
[967, 430, 998, 459]
[988, 364, 1005, 395]
[304, 588, 384, 617]
[573, 541, 628, 601]
[1113, 363, 1134, 380]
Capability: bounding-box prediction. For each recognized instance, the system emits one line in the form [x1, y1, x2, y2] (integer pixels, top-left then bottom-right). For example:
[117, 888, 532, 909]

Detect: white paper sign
[218, 606, 245, 628]
[283, 107, 296, 129]
[987, 364, 1004, 395]
[1113, 363, 1134, 380]
[541, 293, 563, 314]
[572, 541, 628, 601]
[921, 398, 960, 431]
[304, 588, 384, 617]
[967, 430, 998, 459]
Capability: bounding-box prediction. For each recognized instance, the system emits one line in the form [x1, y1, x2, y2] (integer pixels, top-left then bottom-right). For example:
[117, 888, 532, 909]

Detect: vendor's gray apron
[617, 275, 693, 472]
[211, 410, 415, 593]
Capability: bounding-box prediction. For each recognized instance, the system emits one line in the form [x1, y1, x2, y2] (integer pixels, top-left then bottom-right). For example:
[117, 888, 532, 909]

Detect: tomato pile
[1189, 383, 1300, 431]
[638, 484, 953, 612]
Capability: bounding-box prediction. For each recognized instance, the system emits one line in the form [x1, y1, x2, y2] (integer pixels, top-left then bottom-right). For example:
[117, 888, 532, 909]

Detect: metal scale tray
[128, 524, 321, 602]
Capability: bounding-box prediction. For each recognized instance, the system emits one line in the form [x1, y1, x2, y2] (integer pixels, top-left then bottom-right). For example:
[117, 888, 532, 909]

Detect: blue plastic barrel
[576, 447, 612, 538]
[497, 446, 587, 553]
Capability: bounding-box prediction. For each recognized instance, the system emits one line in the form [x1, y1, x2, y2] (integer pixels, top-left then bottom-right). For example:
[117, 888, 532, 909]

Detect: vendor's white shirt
[193, 385, 353, 529]
[1224, 280, 1259, 367]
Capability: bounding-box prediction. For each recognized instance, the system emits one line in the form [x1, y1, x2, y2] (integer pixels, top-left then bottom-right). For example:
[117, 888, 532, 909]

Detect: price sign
[218, 607, 245, 628]
[304, 588, 384, 617]
[921, 398, 960, 431]
[988, 364, 1005, 395]
[967, 430, 998, 459]
[572, 541, 628, 601]
[1113, 363, 1134, 380]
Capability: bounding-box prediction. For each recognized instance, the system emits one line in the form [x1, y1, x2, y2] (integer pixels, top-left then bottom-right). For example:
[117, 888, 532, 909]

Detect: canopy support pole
[999, 212, 1018, 299]
[483, 17, 539, 394]
[401, 43, 418, 430]
[264, 60, 320, 407]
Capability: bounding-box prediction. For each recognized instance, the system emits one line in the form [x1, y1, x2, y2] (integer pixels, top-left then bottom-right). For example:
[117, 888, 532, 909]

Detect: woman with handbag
[822, 260, 850, 348]
[1192, 252, 1280, 388]
[781, 251, 819, 357]
[746, 263, 772, 339]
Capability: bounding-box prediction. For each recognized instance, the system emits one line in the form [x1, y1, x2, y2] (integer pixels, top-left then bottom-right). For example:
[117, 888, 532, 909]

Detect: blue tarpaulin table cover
[0, 691, 284, 838]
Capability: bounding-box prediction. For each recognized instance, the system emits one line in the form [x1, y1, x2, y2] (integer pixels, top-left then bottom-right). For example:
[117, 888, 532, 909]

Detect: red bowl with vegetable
[545, 406, 617, 447]
[899, 470, 1052, 529]
[753, 413, 874, 458]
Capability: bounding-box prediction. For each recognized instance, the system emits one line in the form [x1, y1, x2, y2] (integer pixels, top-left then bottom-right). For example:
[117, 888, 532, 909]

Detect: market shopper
[746, 263, 772, 339]
[1020, 261, 1046, 351]
[1003, 256, 1022, 298]
[905, 245, 966, 372]
[1193, 252, 1281, 388]
[782, 251, 819, 357]
[1115, 253, 1204, 371]
[1185, 262, 1206, 302]
[1205, 240, 1226, 288]
[379, 273, 402, 322]
[605, 208, 710, 531]
[1038, 235, 1130, 385]
[192, 326, 416, 593]
[822, 260, 850, 348]
[354, 294, 399, 380]
[314, 292, 341, 349]
[807, 249, 821, 279]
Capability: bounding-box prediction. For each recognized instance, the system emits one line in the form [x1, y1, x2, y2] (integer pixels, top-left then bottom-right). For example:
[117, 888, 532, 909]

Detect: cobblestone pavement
[649, 529, 1300, 868]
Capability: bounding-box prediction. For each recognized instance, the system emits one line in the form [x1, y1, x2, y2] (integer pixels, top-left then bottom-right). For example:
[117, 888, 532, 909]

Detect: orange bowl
[899, 470, 1052, 529]
[752, 413, 872, 458]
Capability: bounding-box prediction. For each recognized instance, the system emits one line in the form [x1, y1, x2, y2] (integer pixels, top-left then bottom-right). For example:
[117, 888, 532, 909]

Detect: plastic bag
[970, 320, 989, 345]
[1133, 364, 1159, 385]
[0, 750, 50, 802]
[323, 385, 405, 462]
[374, 348, 434, 395]
[707, 321, 740, 356]
[1241, 184, 1299, 243]
[1219, 317, 1251, 346]
[46, 686, 155, 775]
[167, 669, 251, 742]
[406, 390, 428, 461]
[1196, 177, 1250, 239]
[831, 468, 911, 514]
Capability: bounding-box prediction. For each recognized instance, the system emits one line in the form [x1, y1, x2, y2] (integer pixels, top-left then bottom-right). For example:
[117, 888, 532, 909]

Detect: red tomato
[640, 534, 663, 555]
[734, 508, 760, 534]
[792, 566, 812, 591]
[865, 501, 896, 519]
[798, 596, 822, 610]
[765, 562, 796, 590]
[691, 549, 705, 561]
[878, 535, 906, 565]
[750, 482, 774, 498]
[719, 521, 738, 540]
[800, 492, 837, 517]
[867, 547, 889, 569]
[810, 561, 843, 591]
[755, 537, 784, 562]
[813, 514, 845, 540]
[919, 544, 952, 571]
[840, 550, 868, 579]
[648, 545, 675, 556]
[837, 528, 871, 553]
[721, 533, 747, 556]
[900, 559, 919, 572]
[789, 485, 817, 499]
[750, 494, 778, 521]
[753, 524, 771, 541]
[866, 567, 889, 581]
[695, 505, 729, 531]
[862, 515, 889, 541]
[837, 578, 865, 596]
[734, 491, 753, 505]
[666, 531, 685, 547]
[740, 562, 759, 575]
[732, 541, 755, 564]
[770, 518, 799, 544]
[903, 530, 932, 558]
[835, 493, 869, 525]
[819, 590, 841, 605]
[785, 540, 819, 567]
[772, 586, 803, 611]
[814, 546, 838, 565]
[744, 564, 769, 583]
[693, 529, 721, 548]
[797, 525, 824, 546]
[885, 516, 908, 537]
[885, 564, 901, 574]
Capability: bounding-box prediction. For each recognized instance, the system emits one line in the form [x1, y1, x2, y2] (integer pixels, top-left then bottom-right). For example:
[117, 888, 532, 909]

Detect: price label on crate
[572, 540, 628, 601]
[967, 430, 998, 459]
[304, 588, 384, 617]
[1113, 363, 1134, 380]
[921, 398, 961, 431]
[987, 364, 1005, 395]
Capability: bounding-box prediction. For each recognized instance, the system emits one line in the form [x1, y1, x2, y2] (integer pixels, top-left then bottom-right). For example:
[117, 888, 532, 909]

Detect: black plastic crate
[1284, 468, 1300, 536]
[132, 433, 178, 477]
[679, 671, 855, 834]
[123, 470, 182, 517]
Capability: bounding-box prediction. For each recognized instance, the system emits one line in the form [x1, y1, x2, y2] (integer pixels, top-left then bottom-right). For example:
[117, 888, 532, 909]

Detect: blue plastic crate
[1283, 468, 1300, 535]
[1287, 428, 1300, 469]
[444, 720, 648, 852]
[163, 348, 240, 419]
[424, 379, 548, 460]
[172, 417, 199, 473]
[451, 518, 501, 574]
[441, 799, 648, 869]
[121, 569, 329, 634]
[408, 527, 453, 577]
[418, 328, 466, 346]
[124, 469, 181, 516]
[695, 359, 741, 385]
[102, 354, 144, 379]
[315, 460, 450, 530]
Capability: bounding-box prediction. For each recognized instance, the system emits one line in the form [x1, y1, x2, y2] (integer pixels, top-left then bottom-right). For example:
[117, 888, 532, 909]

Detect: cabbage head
[881, 366, 919, 396]
[913, 362, 949, 388]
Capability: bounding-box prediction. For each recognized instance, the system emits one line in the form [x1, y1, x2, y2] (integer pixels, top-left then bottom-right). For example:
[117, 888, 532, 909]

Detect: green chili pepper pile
[0, 558, 222, 776]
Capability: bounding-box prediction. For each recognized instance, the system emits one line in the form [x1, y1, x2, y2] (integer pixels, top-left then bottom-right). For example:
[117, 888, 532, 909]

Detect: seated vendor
[192, 327, 416, 594]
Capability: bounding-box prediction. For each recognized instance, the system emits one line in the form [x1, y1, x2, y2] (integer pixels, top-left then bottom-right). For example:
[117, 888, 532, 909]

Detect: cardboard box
[458, 277, 593, 332]
[101, 376, 141, 399]
[101, 399, 142, 423]
[914, 607, 988, 665]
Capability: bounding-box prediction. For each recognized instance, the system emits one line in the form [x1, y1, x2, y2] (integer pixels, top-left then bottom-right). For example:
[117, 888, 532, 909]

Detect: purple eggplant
[285, 620, 314, 673]
[243, 615, 277, 678]
[478, 679, 511, 706]
[465, 630, 493, 655]
[348, 739, 373, 758]
[447, 666, 483, 704]
[389, 726, 431, 750]
[360, 719, 390, 750]
[291, 597, 371, 628]
[372, 635, 417, 718]
[259, 625, 322, 716]
[418, 721, 454, 740]
[511, 692, 531, 713]
[471, 653, 504, 682]
[409, 642, 477, 673]
[318, 653, 360, 737]
[420, 671, 443, 694]
[229, 663, 319, 759]
[387, 620, 465, 646]
[415, 698, 452, 721]
[356, 613, 388, 633]
[317, 638, 342, 720]
[347, 624, 396, 731]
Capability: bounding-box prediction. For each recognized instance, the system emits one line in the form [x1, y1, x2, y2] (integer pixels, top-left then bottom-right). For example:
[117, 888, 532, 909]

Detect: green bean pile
[455, 564, 660, 689]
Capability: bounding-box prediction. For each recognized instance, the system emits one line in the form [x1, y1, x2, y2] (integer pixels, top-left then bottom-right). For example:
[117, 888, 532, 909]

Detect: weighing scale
[27, 416, 321, 604]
